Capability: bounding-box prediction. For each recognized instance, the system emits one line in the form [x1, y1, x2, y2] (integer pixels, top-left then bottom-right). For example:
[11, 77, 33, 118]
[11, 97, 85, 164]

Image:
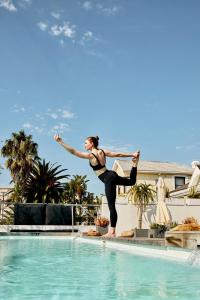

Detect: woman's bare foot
[102, 228, 116, 238]
[102, 232, 116, 238]
[132, 150, 140, 167]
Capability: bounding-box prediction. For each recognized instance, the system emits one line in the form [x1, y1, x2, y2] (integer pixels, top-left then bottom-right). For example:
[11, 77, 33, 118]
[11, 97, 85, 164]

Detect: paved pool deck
[83, 235, 166, 247]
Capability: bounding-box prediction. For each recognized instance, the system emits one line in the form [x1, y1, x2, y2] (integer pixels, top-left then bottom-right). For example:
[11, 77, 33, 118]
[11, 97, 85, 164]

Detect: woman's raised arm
[54, 135, 90, 159]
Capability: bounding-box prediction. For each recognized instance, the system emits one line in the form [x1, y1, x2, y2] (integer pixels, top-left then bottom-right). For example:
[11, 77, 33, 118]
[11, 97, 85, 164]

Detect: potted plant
[149, 223, 168, 238]
[95, 216, 109, 235]
[127, 183, 156, 237]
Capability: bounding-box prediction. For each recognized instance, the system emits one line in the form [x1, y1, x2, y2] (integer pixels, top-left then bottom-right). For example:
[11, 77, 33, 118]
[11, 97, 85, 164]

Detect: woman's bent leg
[115, 167, 137, 186]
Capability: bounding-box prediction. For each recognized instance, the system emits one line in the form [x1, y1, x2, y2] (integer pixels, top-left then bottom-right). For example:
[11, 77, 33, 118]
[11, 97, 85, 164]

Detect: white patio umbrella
[188, 162, 200, 191]
[155, 176, 171, 224]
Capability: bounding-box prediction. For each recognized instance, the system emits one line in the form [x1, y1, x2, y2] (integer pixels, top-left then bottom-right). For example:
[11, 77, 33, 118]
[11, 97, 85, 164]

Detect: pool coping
[76, 236, 194, 264]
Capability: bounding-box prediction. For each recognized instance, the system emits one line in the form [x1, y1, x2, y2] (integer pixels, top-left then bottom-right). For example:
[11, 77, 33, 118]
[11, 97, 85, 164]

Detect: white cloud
[47, 108, 75, 119]
[51, 123, 69, 134]
[84, 31, 93, 39]
[82, 2, 119, 16]
[35, 113, 44, 120]
[19, 107, 75, 135]
[49, 113, 58, 119]
[23, 122, 32, 129]
[18, 0, 31, 9]
[33, 126, 44, 133]
[50, 22, 76, 38]
[82, 1, 92, 11]
[23, 122, 45, 134]
[51, 11, 61, 20]
[96, 4, 119, 16]
[0, 0, 17, 11]
[80, 30, 98, 46]
[12, 105, 26, 113]
[57, 108, 75, 119]
[37, 22, 48, 31]
[101, 143, 132, 153]
[21, 0, 31, 3]
[176, 145, 197, 151]
[62, 111, 74, 119]
[50, 25, 62, 36]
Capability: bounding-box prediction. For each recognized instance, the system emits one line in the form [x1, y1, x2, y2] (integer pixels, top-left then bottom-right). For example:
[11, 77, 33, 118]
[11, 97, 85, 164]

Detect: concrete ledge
[165, 231, 200, 249]
[77, 237, 191, 263]
[82, 235, 165, 247]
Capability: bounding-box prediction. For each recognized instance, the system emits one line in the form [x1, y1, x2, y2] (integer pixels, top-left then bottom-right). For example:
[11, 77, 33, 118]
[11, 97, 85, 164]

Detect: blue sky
[0, 0, 200, 195]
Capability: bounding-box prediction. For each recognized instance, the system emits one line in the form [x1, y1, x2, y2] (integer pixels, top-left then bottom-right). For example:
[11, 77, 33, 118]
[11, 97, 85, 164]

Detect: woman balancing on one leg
[54, 135, 140, 237]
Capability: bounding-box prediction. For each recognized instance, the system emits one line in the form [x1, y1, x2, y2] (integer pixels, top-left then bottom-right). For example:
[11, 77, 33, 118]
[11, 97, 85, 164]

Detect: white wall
[101, 196, 200, 235]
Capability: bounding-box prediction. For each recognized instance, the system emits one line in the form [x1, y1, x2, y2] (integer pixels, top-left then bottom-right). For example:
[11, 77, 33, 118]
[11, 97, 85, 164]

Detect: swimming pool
[0, 236, 200, 300]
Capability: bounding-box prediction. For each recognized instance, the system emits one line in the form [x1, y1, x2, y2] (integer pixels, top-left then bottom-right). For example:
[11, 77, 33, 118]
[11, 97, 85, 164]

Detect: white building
[101, 160, 200, 234]
[113, 160, 193, 196]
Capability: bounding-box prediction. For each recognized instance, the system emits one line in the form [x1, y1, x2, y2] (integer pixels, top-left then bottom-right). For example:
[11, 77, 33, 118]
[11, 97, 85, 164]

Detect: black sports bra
[89, 149, 106, 171]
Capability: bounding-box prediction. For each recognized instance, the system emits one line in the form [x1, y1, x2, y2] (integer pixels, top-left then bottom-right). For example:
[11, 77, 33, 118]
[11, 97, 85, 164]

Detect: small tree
[127, 183, 156, 229]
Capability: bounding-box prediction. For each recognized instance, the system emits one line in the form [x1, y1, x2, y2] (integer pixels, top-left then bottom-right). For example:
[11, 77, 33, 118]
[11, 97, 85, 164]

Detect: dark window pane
[175, 176, 185, 189]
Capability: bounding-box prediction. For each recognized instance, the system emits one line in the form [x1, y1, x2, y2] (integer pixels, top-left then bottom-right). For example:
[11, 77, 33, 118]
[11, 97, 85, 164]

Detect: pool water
[0, 237, 200, 300]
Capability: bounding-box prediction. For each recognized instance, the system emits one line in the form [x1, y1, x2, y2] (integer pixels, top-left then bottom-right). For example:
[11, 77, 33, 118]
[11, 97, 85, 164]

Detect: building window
[117, 186, 120, 195]
[175, 176, 185, 189]
[117, 186, 126, 195]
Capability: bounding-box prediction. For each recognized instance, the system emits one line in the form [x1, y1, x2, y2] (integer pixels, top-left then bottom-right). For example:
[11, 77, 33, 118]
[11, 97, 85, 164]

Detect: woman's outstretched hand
[54, 134, 63, 143]
[133, 150, 140, 158]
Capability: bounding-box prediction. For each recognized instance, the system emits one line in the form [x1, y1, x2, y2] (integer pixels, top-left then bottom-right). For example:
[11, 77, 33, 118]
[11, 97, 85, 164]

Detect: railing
[0, 200, 101, 231]
[0, 191, 12, 201]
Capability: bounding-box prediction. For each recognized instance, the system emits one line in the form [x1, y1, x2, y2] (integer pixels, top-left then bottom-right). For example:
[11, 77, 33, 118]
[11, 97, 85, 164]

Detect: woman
[54, 135, 140, 237]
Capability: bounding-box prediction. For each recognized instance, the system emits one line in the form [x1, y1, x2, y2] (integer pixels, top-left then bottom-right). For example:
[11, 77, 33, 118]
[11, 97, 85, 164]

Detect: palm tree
[1, 130, 39, 189]
[8, 183, 23, 203]
[23, 159, 69, 203]
[127, 183, 156, 229]
[64, 175, 89, 204]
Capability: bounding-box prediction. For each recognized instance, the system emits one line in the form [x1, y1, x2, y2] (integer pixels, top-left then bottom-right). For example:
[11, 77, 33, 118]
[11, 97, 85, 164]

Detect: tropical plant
[0, 204, 14, 225]
[1, 130, 39, 190]
[168, 221, 179, 229]
[127, 183, 156, 229]
[7, 184, 23, 203]
[95, 216, 109, 227]
[183, 216, 198, 225]
[150, 222, 168, 232]
[62, 175, 102, 225]
[63, 175, 89, 203]
[23, 159, 69, 203]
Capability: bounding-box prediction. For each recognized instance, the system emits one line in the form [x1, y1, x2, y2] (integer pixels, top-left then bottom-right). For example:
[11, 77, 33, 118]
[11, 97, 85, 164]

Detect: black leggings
[98, 167, 137, 227]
